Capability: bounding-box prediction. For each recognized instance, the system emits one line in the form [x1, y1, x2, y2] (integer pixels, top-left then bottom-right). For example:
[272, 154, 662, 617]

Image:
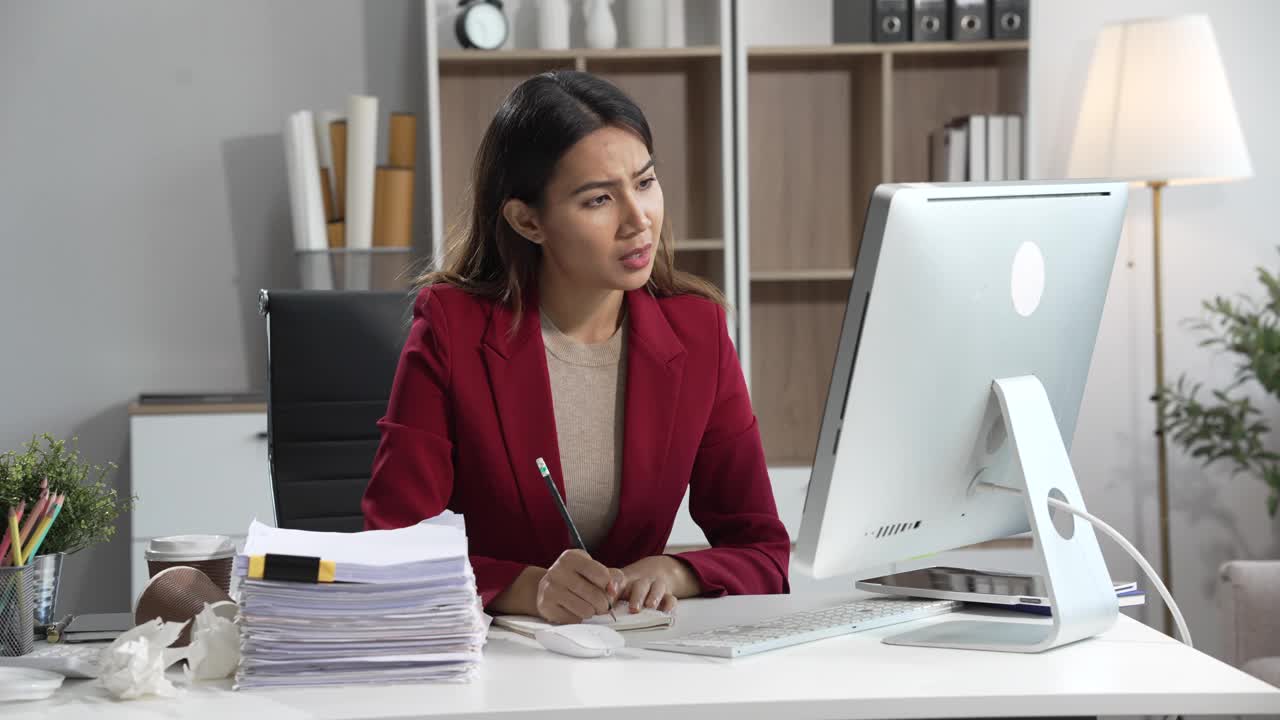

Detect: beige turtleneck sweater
[540, 311, 627, 550]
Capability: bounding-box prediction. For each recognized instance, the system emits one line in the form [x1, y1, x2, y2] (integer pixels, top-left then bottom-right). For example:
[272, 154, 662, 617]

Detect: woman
[363, 71, 789, 625]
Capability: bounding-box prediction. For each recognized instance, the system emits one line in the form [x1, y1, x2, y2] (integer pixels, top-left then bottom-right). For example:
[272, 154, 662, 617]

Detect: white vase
[625, 0, 664, 48]
[585, 0, 618, 50]
[538, 0, 571, 50]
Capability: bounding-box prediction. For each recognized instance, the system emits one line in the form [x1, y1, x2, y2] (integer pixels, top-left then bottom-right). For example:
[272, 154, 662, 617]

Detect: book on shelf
[929, 122, 968, 182]
[929, 114, 1024, 183]
[987, 115, 1007, 181]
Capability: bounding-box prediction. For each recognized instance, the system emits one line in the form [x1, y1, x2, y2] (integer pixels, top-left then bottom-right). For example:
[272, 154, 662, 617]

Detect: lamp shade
[1068, 14, 1252, 185]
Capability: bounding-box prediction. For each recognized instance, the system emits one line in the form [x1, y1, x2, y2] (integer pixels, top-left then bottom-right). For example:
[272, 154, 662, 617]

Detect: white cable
[978, 482, 1193, 649]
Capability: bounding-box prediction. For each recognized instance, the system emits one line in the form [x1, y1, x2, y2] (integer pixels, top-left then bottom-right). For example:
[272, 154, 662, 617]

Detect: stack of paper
[232, 513, 485, 689]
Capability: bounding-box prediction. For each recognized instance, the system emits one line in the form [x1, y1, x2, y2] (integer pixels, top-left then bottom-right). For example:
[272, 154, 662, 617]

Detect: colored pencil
[0, 501, 24, 567]
[18, 483, 49, 548]
[6, 509, 23, 566]
[23, 494, 64, 561]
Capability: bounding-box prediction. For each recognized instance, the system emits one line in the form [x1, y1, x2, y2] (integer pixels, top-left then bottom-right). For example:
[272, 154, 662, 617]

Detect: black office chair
[259, 290, 412, 532]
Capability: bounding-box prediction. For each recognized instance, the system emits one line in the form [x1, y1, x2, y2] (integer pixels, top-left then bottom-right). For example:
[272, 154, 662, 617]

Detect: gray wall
[0, 0, 424, 614]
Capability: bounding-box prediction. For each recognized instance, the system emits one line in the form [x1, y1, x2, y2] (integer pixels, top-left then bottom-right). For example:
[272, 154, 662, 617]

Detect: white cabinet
[128, 404, 274, 604]
[125, 404, 802, 596]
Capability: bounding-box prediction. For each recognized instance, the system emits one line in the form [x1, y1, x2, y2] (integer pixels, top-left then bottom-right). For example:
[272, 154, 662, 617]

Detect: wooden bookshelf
[744, 41, 1029, 465]
[425, 30, 1029, 469]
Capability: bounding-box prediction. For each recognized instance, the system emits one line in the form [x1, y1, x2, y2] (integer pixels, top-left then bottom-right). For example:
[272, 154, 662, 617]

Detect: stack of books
[232, 513, 485, 689]
[929, 114, 1024, 183]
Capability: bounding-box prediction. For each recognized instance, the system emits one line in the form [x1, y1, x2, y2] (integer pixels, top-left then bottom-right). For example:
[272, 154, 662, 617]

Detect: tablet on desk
[856, 566, 1140, 610]
[56, 612, 135, 643]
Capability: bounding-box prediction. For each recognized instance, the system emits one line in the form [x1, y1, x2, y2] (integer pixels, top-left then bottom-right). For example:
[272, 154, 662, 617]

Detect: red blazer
[363, 284, 791, 606]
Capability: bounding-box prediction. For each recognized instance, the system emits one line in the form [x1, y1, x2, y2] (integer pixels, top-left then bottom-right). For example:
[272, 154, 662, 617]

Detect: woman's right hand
[536, 549, 625, 624]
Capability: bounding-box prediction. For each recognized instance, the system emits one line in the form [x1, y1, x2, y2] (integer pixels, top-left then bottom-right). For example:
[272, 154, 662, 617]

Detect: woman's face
[513, 125, 663, 293]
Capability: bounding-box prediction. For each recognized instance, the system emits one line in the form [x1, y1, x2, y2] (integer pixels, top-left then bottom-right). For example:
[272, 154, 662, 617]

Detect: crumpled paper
[98, 617, 189, 700]
[183, 601, 240, 682]
[98, 601, 241, 700]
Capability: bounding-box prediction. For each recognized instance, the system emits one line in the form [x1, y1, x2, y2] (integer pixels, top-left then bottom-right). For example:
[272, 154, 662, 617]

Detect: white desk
[13, 588, 1280, 719]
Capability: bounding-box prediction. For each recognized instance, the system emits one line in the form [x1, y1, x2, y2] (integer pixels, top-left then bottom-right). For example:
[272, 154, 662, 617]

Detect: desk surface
[12, 588, 1280, 720]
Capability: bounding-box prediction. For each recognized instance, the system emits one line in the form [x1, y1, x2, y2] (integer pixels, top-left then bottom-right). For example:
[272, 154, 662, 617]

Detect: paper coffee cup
[145, 535, 236, 596]
[134, 566, 234, 647]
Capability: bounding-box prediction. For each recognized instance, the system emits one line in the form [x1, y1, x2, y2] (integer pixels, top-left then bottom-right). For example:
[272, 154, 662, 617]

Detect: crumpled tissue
[98, 601, 241, 700]
[183, 601, 241, 681]
[98, 617, 189, 700]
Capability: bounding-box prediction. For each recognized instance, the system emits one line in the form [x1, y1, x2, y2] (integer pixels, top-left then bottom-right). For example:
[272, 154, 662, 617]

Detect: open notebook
[493, 602, 673, 638]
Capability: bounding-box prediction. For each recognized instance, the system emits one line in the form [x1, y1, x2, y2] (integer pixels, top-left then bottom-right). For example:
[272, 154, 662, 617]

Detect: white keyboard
[0, 643, 104, 678]
[643, 598, 961, 658]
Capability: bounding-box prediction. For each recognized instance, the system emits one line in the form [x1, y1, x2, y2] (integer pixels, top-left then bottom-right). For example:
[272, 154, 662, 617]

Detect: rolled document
[284, 110, 333, 290]
[330, 120, 348, 222]
[388, 113, 417, 169]
[314, 110, 342, 221]
[344, 95, 378, 290]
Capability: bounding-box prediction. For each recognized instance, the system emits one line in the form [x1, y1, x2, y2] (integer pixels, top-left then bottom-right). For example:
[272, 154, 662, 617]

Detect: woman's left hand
[618, 556, 700, 614]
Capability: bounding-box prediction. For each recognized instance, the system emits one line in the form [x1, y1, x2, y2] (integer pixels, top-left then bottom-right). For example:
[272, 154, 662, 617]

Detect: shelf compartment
[747, 54, 883, 273]
[750, 280, 851, 467]
[674, 248, 725, 292]
[889, 49, 1029, 182]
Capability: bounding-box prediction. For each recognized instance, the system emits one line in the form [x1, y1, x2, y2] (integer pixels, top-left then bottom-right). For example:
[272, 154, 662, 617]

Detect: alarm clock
[456, 0, 508, 50]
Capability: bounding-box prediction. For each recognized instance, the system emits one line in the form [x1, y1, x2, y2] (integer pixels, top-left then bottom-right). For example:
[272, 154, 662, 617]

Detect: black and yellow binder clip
[246, 553, 337, 583]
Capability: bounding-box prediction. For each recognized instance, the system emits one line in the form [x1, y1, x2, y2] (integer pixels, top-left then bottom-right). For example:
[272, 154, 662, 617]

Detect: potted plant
[0, 434, 135, 626]
[1157, 251, 1280, 518]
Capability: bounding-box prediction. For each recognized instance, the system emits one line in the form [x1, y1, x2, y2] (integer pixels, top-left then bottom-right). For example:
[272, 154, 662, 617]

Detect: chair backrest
[260, 290, 411, 532]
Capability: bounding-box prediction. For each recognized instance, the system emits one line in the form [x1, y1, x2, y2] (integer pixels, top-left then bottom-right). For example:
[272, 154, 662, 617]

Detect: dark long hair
[416, 71, 725, 324]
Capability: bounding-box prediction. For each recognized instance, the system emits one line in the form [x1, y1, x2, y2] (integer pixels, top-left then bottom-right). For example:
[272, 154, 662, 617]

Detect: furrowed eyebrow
[570, 158, 657, 196]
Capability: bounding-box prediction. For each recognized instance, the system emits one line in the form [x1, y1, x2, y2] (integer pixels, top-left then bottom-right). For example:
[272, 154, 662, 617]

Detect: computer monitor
[795, 180, 1129, 652]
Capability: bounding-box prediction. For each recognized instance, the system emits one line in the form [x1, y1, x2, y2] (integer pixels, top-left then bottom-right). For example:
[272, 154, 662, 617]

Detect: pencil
[23, 494, 63, 561]
[0, 501, 23, 567]
[535, 457, 616, 621]
[18, 484, 48, 548]
[6, 509, 23, 566]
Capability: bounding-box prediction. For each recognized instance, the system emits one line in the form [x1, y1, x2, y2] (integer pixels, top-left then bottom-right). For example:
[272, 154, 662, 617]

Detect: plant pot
[30, 552, 63, 629]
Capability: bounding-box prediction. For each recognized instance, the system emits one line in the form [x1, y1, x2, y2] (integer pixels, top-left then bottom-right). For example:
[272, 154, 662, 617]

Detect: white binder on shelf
[1005, 114, 1023, 180]
[987, 115, 1007, 182]
[966, 115, 987, 181]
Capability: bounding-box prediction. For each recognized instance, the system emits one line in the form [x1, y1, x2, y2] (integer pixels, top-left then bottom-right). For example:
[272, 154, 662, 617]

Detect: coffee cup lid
[145, 534, 236, 561]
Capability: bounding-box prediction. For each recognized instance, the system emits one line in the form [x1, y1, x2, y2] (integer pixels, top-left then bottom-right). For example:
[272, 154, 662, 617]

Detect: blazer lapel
[600, 289, 687, 562]
[481, 290, 571, 561]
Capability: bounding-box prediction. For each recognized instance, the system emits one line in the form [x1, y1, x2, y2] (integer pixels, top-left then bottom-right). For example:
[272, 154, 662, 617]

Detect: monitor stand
[882, 375, 1119, 653]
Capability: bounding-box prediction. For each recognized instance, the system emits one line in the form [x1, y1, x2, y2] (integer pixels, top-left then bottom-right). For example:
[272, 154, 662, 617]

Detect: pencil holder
[30, 552, 64, 629]
[0, 564, 36, 656]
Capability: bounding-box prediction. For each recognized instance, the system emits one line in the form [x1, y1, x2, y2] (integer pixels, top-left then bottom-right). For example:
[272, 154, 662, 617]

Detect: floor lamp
[1067, 14, 1253, 634]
